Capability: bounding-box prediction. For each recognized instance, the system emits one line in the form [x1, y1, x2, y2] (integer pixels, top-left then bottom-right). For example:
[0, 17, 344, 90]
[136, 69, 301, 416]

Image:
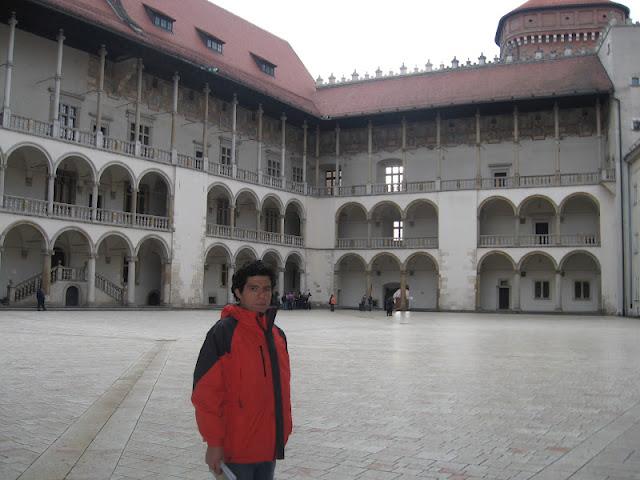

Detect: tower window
[144, 5, 174, 32]
[385, 165, 404, 192]
[251, 53, 276, 77]
[197, 29, 224, 54]
[393, 220, 404, 241]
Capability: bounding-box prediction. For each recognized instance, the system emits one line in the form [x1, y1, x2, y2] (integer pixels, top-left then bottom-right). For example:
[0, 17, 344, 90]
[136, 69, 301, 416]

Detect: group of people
[274, 290, 312, 310]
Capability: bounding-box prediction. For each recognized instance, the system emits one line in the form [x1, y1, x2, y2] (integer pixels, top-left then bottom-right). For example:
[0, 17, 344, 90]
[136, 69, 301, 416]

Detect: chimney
[478, 53, 486, 65]
[425, 60, 433, 72]
[375, 67, 383, 78]
[352, 70, 359, 81]
[316, 76, 324, 86]
[328, 73, 336, 84]
[451, 56, 459, 68]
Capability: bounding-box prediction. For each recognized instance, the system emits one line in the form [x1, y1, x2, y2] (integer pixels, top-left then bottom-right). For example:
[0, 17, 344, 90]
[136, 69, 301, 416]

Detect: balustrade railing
[335, 238, 369, 249]
[479, 235, 517, 247]
[95, 273, 124, 303]
[335, 237, 438, 249]
[286, 180, 306, 194]
[479, 233, 600, 247]
[372, 183, 405, 194]
[560, 172, 599, 186]
[233, 227, 259, 242]
[95, 208, 133, 226]
[519, 174, 555, 188]
[441, 178, 477, 191]
[9, 114, 53, 137]
[52, 202, 92, 221]
[12, 273, 42, 302]
[481, 177, 515, 189]
[558, 233, 600, 246]
[3, 195, 48, 215]
[206, 224, 233, 237]
[338, 184, 367, 196]
[261, 174, 283, 189]
[236, 168, 258, 184]
[209, 162, 233, 177]
[406, 181, 437, 193]
[283, 234, 304, 247]
[177, 153, 203, 170]
[205, 224, 304, 247]
[515, 234, 557, 247]
[103, 136, 136, 156]
[135, 213, 171, 231]
[51, 266, 86, 282]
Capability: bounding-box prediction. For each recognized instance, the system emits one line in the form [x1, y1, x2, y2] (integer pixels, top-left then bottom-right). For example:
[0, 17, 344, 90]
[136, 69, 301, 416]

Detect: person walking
[192, 260, 292, 480]
[36, 287, 46, 311]
[385, 296, 394, 317]
[329, 293, 336, 312]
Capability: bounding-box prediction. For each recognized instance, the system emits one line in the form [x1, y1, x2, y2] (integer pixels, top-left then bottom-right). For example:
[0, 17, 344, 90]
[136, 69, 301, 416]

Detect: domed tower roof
[496, 0, 629, 51]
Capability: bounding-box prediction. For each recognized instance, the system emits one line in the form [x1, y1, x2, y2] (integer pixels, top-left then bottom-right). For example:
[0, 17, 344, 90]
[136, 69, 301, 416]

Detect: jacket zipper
[259, 345, 267, 377]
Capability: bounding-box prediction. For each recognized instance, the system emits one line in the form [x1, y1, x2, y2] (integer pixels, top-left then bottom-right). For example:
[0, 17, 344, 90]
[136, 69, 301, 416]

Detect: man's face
[235, 275, 273, 313]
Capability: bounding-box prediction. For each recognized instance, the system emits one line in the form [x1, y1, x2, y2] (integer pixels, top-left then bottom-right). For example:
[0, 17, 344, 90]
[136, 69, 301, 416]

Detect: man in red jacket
[192, 260, 292, 480]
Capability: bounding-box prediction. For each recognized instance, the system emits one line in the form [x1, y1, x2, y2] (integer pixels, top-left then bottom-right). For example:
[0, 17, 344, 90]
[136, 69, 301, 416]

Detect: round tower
[496, 0, 630, 60]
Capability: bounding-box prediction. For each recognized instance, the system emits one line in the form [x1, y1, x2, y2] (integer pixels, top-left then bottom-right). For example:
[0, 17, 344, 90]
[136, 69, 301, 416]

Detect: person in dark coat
[36, 287, 46, 311]
[384, 296, 394, 317]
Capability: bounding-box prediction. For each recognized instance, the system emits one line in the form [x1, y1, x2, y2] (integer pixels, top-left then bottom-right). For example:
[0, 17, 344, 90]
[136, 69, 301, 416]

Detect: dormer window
[144, 5, 174, 32]
[251, 53, 276, 77]
[197, 28, 224, 54]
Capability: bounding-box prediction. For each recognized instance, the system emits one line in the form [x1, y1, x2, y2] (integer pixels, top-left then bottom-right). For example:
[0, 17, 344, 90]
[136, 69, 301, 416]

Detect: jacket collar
[221, 304, 278, 331]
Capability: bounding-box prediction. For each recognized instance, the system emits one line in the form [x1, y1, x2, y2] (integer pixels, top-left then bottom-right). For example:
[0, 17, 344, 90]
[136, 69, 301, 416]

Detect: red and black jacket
[192, 304, 292, 463]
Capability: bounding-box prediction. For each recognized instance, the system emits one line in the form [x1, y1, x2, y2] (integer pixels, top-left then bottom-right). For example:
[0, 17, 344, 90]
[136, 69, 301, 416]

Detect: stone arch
[477, 250, 517, 273]
[51, 226, 95, 255]
[370, 200, 403, 219]
[234, 188, 260, 207]
[335, 252, 367, 269]
[559, 250, 601, 273]
[285, 251, 304, 268]
[97, 161, 136, 185]
[260, 193, 285, 214]
[403, 252, 439, 310]
[203, 243, 233, 306]
[477, 251, 518, 312]
[136, 168, 173, 195]
[261, 248, 284, 269]
[335, 253, 368, 308]
[335, 202, 368, 222]
[559, 192, 600, 214]
[404, 198, 439, 218]
[233, 246, 259, 266]
[403, 252, 439, 272]
[517, 194, 558, 217]
[134, 234, 170, 261]
[284, 252, 305, 294]
[207, 181, 234, 199]
[5, 141, 54, 173]
[517, 251, 558, 271]
[558, 250, 602, 312]
[368, 252, 402, 271]
[95, 231, 135, 258]
[204, 242, 233, 261]
[0, 220, 50, 250]
[478, 196, 517, 216]
[284, 198, 306, 221]
[53, 152, 97, 182]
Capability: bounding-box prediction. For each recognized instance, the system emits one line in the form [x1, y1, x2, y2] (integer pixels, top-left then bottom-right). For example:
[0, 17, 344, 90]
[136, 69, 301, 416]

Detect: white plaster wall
[442, 146, 476, 179]
[562, 271, 600, 312]
[519, 140, 556, 175]
[406, 269, 438, 309]
[4, 162, 48, 199]
[406, 150, 438, 180]
[0, 242, 43, 296]
[203, 263, 229, 306]
[481, 143, 513, 176]
[338, 271, 366, 308]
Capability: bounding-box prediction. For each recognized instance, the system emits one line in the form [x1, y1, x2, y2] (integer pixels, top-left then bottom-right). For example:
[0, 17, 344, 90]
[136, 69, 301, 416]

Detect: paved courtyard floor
[0, 309, 639, 480]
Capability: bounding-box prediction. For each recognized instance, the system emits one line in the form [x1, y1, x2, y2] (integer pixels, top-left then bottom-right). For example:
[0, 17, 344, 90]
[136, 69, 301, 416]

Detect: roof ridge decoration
[104, 0, 143, 34]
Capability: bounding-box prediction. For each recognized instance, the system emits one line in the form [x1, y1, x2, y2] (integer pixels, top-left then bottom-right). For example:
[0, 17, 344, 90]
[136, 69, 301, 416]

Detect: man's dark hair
[231, 260, 276, 301]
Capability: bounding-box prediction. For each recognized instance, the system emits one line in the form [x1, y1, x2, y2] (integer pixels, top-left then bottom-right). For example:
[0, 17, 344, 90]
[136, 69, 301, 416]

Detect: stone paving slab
[1, 310, 640, 479]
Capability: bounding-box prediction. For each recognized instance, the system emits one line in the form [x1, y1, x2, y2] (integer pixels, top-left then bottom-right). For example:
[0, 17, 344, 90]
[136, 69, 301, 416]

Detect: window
[632, 77, 640, 86]
[292, 166, 303, 183]
[251, 53, 276, 77]
[130, 123, 151, 145]
[325, 169, 342, 188]
[59, 104, 78, 129]
[492, 169, 509, 187]
[150, 10, 173, 32]
[393, 220, 404, 240]
[265, 209, 279, 232]
[216, 198, 229, 225]
[221, 264, 228, 287]
[385, 165, 404, 192]
[206, 35, 223, 53]
[92, 123, 108, 137]
[574, 281, 591, 300]
[220, 145, 232, 165]
[268, 158, 281, 178]
[534, 280, 550, 300]
[633, 119, 640, 131]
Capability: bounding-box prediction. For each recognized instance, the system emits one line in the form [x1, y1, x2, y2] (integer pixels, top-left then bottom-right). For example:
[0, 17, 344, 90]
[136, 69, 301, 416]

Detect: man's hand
[205, 445, 224, 475]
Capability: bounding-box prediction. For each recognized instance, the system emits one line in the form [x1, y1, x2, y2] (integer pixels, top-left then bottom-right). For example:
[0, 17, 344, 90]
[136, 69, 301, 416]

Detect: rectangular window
[59, 104, 78, 129]
[220, 145, 232, 165]
[393, 220, 404, 240]
[259, 61, 275, 76]
[633, 119, 640, 131]
[632, 77, 640, 86]
[265, 209, 279, 232]
[325, 169, 342, 188]
[130, 123, 151, 145]
[292, 166, 303, 183]
[534, 280, 550, 300]
[574, 281, 591, 300]
[385, 165, 404, 192]
[221, 264, 228, 287]
[152, 12, 173, 32]
[493, 170, 508, 187]
[267, 159, 281, 178]
[206, 36, 223, 53]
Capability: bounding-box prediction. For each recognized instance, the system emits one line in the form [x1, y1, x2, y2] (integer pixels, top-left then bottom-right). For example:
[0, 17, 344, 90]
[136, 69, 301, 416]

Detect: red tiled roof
[41, 0, 320, 114]
[37, 1, 615, 121]
[313, 56, 612, 119]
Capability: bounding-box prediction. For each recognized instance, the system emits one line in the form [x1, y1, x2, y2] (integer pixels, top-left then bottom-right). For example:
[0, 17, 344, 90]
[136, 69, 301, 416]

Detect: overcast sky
[209, 0, 640, 80]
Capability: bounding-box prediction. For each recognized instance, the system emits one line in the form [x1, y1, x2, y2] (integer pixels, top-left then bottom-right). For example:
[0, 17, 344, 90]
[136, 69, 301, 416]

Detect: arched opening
[370, 253, 401, 308]
[370, 202, 402, 248]
[0, 223, 47, 304]
[96, 164, 135, 225]
[235, 191, 259, 232]
[405, 200, 438, 248]
[519, 196, 557, 246]
[478, 252, 516, 311]
[561, 252, 601, 312]
[137, 172, 169, 217]
[284, 202, 303, 238]
[96, 234, 132, 305]
[52, 229, 92, 306]
[207, 185, 233, 233]
[235, 248, 257, 270]
[4, 146, 50, 214]
[204, 246, 231, 306]
[336, 254, 366, 308]
[559, 194, 600, 246]
[135, 237, 167, 306]
[405, 253, 439, 309]
[336, 203, 368, 248]
[519, 253, 557, 312]
[284, 254, 303, 294]
[261, 196, 282, 234]
[478, 197, 516, 247]
[65, 285, 80, 307]
[53, 155, 95, 219]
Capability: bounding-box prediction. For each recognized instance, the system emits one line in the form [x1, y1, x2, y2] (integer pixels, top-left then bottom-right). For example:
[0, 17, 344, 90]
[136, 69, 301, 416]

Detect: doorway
[65, 286, 79, 306]
[498, 286, 510, 310]
[535, 222, 549, 245]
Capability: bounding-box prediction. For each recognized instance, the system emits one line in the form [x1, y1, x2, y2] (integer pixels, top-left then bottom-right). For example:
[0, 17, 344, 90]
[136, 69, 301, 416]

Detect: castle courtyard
[1, 309, 639, 480]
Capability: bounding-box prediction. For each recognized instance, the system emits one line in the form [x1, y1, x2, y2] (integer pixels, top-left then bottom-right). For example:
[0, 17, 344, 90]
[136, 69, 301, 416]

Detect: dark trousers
[330, 304, 335, 312]
[37, 298, 46, 311]
[225, 461, 275, 480]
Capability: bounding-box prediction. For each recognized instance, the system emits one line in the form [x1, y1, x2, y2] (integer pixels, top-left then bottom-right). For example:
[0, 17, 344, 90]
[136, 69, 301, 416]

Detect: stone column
[52, 29, 65, 133]
[512, 270, 521, 311]
[131, 188, 138, 217]
[315, 125, 320, 188]
[279, 215, 285, 241]
[161, 259, 171, 305]
[230, 206, 236, 229]
[278, 268, 285, 295]
[95, 45, 107, 146]
[367, 217, 372, 248]
[436, 111, 442, 183]
[231, 94, 238, 174]
[333, 269, 339, 302]
[334, 124, 340, 195]
[367, 120, 373, 186]
[227, 263, 235, 304]
[401, 117, 407, 184]
[514, 216, 520, 247]
[87, 254, 96, 304]
[300, 269, 307, 293]
[0, 163, 5, 208]
[127, 256, 136, 305]
[2, 13, 18, 127]
[475, 109, 481, 184]
[170, 72, 180, 158]
[257, 104, 263, 182]
[555, 270, 562, 311]
[554, 101, 560, 175]
[555, 213, 562, 246]
[91, 181, 99, 221]
[134, 59, 143, 156]
[47, 174, 55, 215]
[202, 83, 210, 170]
[280, 113, 287, 182]
[513, 105, 520, 179]
[42, 250, 52, 296]
[167, 194, 174, 226]
[256, 210, 261, 231]
[302, 121, 308, 191]
[596, 98, 604, 171]
[365, 269, 372, 296]
[399, 270, 407, 310]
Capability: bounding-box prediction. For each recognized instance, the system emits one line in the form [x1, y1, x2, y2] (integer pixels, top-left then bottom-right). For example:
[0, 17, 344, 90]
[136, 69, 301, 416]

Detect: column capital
[9, 12, 18, 27]
[88, 252, 97, 260]
[232, 93, 238, 105]
[335, 123, 340, 133]
[280, 113, 287, 122]
[257, 103, 263, 114]
[203, 82, 210, 95]
[126, 255, 138, 263]
[57, 29, 65, 42]
[48, 173, 56, 180]
[302, 120, 308, 130]
[162, 258, 172, 266]
[98, 44, 107, 57]
[173, 72, 180, 82]
[400, 270, 407, 276]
